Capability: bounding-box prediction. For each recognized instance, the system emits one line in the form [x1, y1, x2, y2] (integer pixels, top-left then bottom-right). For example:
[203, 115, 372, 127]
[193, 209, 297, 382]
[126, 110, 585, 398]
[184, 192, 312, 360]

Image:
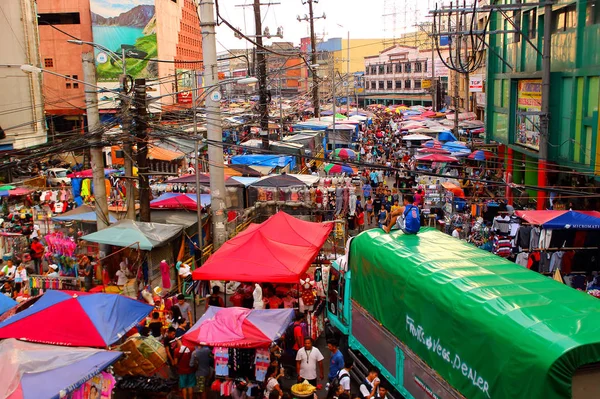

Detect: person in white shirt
[296, 338, 324, 386]
[452, 225, 463, 239]
[46, 264, 60, 278]
[336, 359, 353, 394]
[30, 224, 40, 240]
[115, 261, 130, 286]
[359, 367, 380, 399]
[0, 260, 16, 280]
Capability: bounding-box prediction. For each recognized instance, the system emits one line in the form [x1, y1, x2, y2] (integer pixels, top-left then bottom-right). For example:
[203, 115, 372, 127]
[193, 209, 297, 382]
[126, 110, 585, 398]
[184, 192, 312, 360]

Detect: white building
[0, 0, 47, 150]
[363, 45, 450, 107]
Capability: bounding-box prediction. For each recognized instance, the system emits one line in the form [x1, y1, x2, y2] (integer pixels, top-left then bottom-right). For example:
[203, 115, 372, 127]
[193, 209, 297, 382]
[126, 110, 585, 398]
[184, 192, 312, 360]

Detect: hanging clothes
[549, 251, 565, 273]
[160, 260, 171, 289]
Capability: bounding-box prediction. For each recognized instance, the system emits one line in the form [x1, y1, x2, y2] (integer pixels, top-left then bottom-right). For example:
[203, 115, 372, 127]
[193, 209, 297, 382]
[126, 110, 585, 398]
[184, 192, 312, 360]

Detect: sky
[214, 0, 437, 52]
[90, 0, 154, 18]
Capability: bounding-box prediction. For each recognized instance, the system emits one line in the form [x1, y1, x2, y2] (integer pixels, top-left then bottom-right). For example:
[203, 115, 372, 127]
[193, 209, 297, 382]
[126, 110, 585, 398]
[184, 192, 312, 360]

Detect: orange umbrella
[441, 182, 465, 198]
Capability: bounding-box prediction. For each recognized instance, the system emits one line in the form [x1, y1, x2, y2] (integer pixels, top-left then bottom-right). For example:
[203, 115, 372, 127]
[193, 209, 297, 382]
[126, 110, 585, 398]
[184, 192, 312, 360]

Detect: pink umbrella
[416, 154, 459, 162]
[417, 147, 451, 154]
[182, 307, 294, 348]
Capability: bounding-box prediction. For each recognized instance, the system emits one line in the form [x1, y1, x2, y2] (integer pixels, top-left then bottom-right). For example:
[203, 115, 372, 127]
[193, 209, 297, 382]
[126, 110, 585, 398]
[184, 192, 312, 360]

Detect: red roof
[192, 212, 333, 283]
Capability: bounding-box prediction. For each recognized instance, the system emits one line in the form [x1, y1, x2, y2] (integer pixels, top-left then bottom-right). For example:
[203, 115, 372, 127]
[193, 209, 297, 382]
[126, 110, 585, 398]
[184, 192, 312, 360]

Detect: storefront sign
[422, 79, 432, 89]
[516, 79, 542, 151]
[176, 70, 194, 104]
[469, 75, 483, 92]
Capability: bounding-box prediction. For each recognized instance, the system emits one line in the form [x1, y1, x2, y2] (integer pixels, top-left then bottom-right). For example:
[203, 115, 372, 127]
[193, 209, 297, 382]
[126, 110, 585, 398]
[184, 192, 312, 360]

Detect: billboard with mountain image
[90, 0, 158, 81]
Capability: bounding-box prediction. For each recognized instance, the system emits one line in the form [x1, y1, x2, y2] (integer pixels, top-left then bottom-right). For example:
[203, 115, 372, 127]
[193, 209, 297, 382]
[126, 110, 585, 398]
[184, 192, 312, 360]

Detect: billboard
[516, 79, 541, 151]
[90, 0, 158, 82]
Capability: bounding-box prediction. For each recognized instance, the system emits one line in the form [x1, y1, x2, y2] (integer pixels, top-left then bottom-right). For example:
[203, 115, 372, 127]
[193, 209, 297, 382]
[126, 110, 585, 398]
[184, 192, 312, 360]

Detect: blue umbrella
[0, 294, 16, 316]
[438, 131, 457, 142]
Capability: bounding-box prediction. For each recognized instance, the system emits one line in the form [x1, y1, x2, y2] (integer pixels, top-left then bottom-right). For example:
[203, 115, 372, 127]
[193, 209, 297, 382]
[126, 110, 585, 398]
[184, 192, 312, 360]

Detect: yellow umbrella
[385, 108, 391, 113]
[229, 103, 240, 108]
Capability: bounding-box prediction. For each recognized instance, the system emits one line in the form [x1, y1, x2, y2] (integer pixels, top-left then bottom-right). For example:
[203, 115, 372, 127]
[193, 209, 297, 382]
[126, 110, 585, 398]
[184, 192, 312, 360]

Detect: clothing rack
[520, 246, 599, 253]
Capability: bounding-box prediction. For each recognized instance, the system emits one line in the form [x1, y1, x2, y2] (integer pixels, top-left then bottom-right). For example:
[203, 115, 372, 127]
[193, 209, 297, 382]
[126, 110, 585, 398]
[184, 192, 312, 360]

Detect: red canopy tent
[192, 212, 333, 283]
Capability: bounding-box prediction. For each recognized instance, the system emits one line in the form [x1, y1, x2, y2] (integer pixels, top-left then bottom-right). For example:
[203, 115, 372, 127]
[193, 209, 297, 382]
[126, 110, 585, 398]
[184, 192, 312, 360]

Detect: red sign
[177, 91, 192, 104]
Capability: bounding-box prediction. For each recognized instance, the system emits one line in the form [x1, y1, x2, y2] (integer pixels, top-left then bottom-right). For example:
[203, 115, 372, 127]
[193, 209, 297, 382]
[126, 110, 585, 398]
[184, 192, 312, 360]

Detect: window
[395, 80, 402, 89]
[73, 82, 79, 89]
[378, 65, 385, 74]
[65, 75, 71, 89]
[38, 12, 81, 25]
[378, 81, 384, 90]
[387, 80, 393, 89]
[371, 66, 377, 75]
[415, 62, 422, 73]
[365, 67, 369, 75]
[386, 64, 392, 73]
[513, 10, 522, 43]
[587, 2, 600, 26]
[553, 4, 576, 32]
[371, 81, 376, 90]
[395, 63, 401, 73]
[527, 9, 537, 39]
[414, 80, 422, 89]
[44, 58, 53, 68]
[405, 80, 411, 89]
[424, 60, 428, 72]
[405, 63, 411, 73]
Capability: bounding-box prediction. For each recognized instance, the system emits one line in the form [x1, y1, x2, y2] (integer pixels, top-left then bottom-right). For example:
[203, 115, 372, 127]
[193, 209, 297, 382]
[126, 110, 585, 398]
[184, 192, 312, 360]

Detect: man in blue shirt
[327, 340, 345, 382]
[363, 182, 372, 199]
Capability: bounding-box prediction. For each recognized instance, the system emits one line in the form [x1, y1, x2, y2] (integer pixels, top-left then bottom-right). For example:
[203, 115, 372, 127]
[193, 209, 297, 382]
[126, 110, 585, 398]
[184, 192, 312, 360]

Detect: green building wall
[485, 0, 600, 176]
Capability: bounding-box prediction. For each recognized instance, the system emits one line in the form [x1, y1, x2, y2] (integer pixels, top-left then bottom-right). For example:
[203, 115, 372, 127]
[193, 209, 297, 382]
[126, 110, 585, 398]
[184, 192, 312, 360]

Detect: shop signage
[469, 74, 483, 92]
[422, 79, 432, 89]
[516, 79, 542, 151]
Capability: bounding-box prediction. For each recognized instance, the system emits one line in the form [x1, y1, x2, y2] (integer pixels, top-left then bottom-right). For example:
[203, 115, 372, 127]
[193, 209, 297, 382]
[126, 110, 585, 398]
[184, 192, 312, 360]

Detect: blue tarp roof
[292, 123, 328, 131]
[52, 212, 118, 223]
[231, 155, 296, 170]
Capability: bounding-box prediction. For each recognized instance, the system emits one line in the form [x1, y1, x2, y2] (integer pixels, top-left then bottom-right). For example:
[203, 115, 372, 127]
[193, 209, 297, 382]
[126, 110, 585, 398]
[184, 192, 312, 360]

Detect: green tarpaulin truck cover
[349, 228, 600, 399]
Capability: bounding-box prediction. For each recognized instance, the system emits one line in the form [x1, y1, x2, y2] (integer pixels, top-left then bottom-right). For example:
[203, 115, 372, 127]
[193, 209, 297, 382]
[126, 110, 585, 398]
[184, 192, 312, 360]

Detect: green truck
[326, 228, 600, 399]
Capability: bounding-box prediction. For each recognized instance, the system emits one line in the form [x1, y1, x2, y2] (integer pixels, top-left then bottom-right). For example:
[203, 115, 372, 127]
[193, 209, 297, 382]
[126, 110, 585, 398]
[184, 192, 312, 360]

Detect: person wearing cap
[46, 264, 59, 278]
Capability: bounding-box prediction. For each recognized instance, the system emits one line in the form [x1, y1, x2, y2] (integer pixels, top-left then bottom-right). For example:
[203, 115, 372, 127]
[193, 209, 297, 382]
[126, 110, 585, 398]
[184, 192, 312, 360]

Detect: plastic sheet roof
[515, 210, 600, 229]
[81, 219, 183, 250]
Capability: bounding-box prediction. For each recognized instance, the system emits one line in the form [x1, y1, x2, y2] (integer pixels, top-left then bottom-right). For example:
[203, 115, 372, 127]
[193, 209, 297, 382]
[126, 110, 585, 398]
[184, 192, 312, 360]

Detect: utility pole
[134, 78, 150, 222]
[305, 0, 322, 117]
[82, 52, 109, 231]
[431, 27, 437, 111]
[121, 48, 135, 220]
[278, 77, 283, 138]
[331, 61, 336, 150]
[200, 0, 228, 248]
[538, 2, 552, 210]
[193, 70, 203, 264]
[254, 0, 269, 148]
[345, 32, 350, 117]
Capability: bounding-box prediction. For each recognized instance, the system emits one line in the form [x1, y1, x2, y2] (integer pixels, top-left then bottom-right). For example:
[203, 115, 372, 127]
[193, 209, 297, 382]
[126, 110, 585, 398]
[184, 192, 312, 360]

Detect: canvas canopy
[350, 228, 600, 399]
[150, 193, 211, 210]
[81, 219, 183, 250]
[193, 212, 332, 283]
[182, 306, 294, 348]
[515, 210, 600, 229]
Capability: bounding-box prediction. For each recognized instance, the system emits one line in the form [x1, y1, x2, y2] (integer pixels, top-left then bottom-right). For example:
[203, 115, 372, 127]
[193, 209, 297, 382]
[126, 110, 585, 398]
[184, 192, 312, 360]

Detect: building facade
[0, 0, 46, 150]
[363, 45, 450, 106]
[485, 0, 600, 207]
[37, 0, 203, 125]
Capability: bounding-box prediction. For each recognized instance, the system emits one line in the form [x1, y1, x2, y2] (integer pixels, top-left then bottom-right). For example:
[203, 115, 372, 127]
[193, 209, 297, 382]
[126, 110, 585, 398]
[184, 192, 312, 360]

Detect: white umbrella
[402, 134, 434, 141]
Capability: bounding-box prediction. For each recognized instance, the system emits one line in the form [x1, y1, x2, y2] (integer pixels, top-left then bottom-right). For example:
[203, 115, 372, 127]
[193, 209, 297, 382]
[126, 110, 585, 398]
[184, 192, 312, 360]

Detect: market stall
[510, 210, 600, 288]
[182, 306, 294, 385]
[81, 220, 184, 289]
